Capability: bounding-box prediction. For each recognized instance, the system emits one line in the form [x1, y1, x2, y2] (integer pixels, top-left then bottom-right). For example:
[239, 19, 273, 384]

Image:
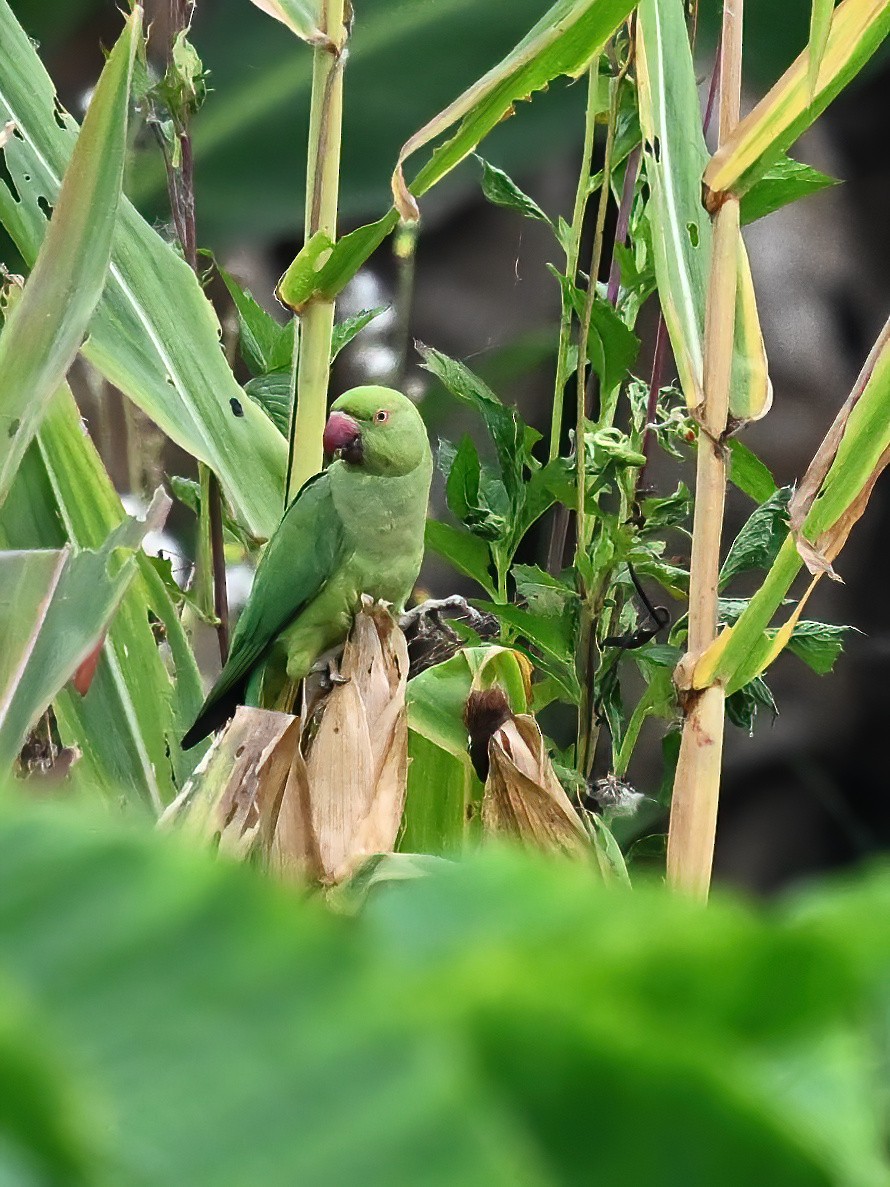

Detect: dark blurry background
[8, 0, 890, 893]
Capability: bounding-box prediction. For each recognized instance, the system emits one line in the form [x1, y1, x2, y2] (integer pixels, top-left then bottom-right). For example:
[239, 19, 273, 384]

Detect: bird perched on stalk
[182, 386, 432, 749]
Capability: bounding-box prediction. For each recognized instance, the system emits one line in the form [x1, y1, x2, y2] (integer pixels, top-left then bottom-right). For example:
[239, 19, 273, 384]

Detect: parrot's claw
[399, 595, 494, 633]
[400, 595, 500, 679]
[309, 656, 350, 693]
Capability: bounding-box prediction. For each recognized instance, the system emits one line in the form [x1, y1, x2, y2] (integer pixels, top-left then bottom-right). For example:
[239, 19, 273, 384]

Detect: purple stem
[606, 145, 642, 307]
[702, 30, 723, 140]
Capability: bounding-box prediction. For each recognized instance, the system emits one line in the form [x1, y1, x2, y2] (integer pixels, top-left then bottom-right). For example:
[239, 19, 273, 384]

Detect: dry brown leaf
[481, 706, 589, 858]
[159, 707, 299, 859]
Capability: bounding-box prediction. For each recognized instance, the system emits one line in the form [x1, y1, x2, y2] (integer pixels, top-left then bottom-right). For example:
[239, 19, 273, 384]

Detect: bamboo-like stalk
[287, 0, 349, 501]
[666, 0, 744, 898]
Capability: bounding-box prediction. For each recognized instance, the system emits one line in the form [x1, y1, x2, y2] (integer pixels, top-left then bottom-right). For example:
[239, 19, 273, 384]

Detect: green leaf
[331, 305, 389, 360]
[278, 0, 637, 308]
[217, 264, 295, 376]
[705, 0, 890, 200]
[407, 644, 529, 757]
[726, 675, 778, 734]
[638, 483, 692, 534]
[0, 8, 138, 508]
[512, 564, 578, 616]
[786, 620, 851, 675]
[636, 0, 771, 424]
[248, 0, 327, 45]
[424, 519, 495, 597]
[244, 370, 291, 436]
[3, 799, 890, 1183]
[720, 488, 793, 589]
[277, 216, 398, 313]
[0, 1, 287, 538]
[808, 0, 838, 98]
[475, 155, 551, 224]
[394, 0, 638, 218]
[699, 318, 890, 693]
[740, 155, 840, 225]
[441, 436, 509, 542]
[728, 439, 779, 503]
[402, 731, 474, 856]
[0, 387, 204, 809]
[418, 343, 525, 512]
[547, 268, 641, 399]
[0, 492, 169, 772]
[474, 601, 577, 671]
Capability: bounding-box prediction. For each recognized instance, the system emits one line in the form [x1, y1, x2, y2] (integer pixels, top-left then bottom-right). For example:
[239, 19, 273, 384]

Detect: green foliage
[1, 798, 889, 1183]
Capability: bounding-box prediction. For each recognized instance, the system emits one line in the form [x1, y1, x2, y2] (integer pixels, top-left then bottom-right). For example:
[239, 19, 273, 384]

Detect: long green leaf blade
[636, 0, 771, 423]
[704, 0, 890, 200]
[0, 387, 205, 810]
[0, 0, 286, 538]
[0, 7, 138, 507]
[0, 494, 169, 772]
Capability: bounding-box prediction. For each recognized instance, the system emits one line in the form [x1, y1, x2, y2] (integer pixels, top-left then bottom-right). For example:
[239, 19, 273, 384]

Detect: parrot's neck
[329, 457, 432, 555]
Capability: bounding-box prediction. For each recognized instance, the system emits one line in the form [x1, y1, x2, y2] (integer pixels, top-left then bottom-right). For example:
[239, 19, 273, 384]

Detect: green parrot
[182, 385, 432, 749]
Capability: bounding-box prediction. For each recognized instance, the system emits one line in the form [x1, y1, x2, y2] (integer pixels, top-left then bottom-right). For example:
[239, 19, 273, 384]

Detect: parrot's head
[324, 386, 430, 477]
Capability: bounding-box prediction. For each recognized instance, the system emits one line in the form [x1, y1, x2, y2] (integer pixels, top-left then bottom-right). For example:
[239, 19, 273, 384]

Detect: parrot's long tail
[181, 677, 247, 751]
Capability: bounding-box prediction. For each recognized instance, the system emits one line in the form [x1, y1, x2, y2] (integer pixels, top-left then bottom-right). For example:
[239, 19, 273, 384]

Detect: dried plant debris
[163, 600, 410, 885]
[467, 688, 589, 858]
[274, 599, 409, 885]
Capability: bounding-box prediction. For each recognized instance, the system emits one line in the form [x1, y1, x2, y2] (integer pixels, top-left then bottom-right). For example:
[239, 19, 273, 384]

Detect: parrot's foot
[399, 595, 493, 633]
[308, 655, 349, 693]
[400, 596, 500, 679]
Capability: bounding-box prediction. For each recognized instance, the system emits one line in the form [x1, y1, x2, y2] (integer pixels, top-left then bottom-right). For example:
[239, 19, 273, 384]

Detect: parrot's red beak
[323, 410, 363, 464]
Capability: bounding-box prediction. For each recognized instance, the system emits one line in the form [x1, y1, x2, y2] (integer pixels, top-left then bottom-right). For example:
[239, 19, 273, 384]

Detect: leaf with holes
[636, 0, 771, 423]
[0, 0, 286, 538]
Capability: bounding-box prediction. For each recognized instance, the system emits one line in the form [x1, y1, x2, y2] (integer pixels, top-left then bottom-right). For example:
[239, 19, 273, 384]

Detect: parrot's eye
[374, 409, 389, 424]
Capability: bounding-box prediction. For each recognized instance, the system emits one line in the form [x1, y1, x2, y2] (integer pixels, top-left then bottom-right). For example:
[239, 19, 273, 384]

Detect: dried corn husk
[163, 600, 409, 885]
[472, 690, 589, 858]
[273, 598, 409, 884]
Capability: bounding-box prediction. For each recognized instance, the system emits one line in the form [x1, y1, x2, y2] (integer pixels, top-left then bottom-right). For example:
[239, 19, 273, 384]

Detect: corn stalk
[287, 0, 349, 500]
[666, 0, 743, 898]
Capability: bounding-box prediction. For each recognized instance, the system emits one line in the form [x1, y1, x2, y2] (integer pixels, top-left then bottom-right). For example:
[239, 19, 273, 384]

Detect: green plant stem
[573, 62, 626, 781]
[392, 221, 418, 387]
[548, 64, 600, 464]
[288, 2, 348, 500]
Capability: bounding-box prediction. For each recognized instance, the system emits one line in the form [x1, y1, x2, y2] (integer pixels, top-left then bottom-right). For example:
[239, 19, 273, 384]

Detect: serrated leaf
[476, 155, 551, 224]
[418, 343, 526, 513]
[331, 305, 389, 360]
[720, 488, 792, 589]
[786, 620, 851, 675]
[728, 439, 779, 503]
[740, 155, 840, 225]
[512, 564, 578, 616]
[217, 265, 294, 376]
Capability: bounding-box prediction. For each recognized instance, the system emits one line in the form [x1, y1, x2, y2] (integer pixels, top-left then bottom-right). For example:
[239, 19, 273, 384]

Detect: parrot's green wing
[182, 472, 346, 748]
